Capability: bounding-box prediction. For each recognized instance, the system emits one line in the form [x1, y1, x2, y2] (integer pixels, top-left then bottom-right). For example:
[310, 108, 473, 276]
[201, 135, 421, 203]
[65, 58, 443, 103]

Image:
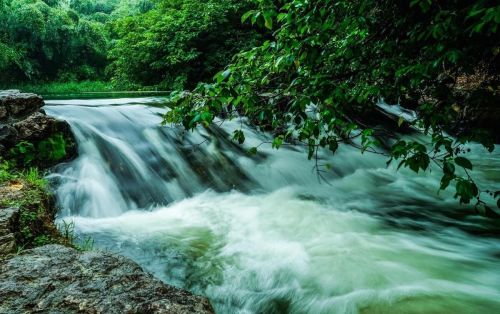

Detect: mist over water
[44, 98, 500, 314]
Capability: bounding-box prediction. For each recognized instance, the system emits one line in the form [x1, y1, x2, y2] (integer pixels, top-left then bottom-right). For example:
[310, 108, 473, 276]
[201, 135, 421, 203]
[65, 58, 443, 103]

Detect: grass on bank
[0, 162, 91, 252]
[4, 80, 165, 95]
[6, 81, 117, 94]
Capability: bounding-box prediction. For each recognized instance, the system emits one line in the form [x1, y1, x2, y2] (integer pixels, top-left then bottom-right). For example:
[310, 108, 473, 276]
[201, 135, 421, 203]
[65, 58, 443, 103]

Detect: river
[44, 97, 500, 314]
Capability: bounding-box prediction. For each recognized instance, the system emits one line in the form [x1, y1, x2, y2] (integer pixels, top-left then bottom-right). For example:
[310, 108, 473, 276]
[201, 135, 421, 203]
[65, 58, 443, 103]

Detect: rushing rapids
[44, 97, 500, 314]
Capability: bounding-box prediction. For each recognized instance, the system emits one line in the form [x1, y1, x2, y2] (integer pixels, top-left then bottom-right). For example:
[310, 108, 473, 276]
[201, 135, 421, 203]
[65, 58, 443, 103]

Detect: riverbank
[0, 169, 70, 253]
[3, 81, 166, 96]
[0, 90, 214, 313]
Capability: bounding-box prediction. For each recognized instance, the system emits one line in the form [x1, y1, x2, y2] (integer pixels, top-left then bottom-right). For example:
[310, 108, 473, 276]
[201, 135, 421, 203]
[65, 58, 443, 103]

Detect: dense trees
[108, 0, 261, 89]
[0, 0, 260, 89]
[0, 0, 108, 83]
[165, 0, 500, 213]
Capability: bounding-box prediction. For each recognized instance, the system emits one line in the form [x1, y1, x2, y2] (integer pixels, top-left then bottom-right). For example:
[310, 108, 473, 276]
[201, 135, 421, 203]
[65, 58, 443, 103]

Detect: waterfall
[44, 97, 500, 314]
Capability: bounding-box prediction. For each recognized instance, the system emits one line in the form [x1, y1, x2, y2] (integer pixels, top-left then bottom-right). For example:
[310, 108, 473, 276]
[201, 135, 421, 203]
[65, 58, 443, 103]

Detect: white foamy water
[44, 98, 500, 314]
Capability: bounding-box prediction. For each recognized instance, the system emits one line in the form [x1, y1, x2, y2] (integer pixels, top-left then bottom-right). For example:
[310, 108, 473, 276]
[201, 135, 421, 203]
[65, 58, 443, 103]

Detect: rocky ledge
[0, 90, 76, 163]
[0, 245, 214, 314]
[0, 90, 44, 121]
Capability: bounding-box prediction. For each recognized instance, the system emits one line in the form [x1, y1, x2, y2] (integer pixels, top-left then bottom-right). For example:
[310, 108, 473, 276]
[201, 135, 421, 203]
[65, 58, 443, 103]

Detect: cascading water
[44, 97, 500, 314]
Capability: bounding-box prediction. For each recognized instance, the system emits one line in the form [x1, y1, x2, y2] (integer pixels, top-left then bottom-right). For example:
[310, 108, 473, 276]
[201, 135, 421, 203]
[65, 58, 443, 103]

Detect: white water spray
[45, 98, 500, 314]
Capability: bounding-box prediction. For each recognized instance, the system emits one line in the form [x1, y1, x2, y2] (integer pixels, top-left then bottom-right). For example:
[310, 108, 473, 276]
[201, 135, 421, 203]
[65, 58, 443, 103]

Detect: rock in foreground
[0, 245, 214, 314]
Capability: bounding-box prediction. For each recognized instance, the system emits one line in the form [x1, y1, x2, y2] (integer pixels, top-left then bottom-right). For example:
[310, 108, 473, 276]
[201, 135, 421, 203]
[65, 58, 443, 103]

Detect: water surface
[44, 97, 500, 314]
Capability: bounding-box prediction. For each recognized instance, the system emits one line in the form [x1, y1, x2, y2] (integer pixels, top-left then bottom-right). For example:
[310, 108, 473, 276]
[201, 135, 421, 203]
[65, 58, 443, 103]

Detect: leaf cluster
[166, 0, 500, 215]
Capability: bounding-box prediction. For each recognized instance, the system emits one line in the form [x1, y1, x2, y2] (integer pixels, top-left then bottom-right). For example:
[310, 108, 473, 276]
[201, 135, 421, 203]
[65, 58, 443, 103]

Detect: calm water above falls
[44, 97, 500, 314]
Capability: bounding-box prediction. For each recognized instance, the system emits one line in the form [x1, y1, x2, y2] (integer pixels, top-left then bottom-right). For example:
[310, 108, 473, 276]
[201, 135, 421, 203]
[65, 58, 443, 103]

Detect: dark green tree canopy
[107, 0, 262, 90]
[0, 0, 108, 83]
[0, 0, 259, 89]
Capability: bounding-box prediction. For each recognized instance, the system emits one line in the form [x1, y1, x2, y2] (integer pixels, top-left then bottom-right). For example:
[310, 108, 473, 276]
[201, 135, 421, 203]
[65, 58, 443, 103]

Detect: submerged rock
[0, 245, 214, 314]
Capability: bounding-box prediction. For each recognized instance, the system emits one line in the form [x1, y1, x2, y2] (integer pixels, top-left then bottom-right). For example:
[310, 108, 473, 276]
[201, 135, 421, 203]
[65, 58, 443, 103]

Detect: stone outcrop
[0, 245, 214, 314]
[0, 90, 44, 122]
[0, 207, 19, 255]
[13, 111, 68, 141]
[0, 182, 25, 257]
[0, 90, 76, 165]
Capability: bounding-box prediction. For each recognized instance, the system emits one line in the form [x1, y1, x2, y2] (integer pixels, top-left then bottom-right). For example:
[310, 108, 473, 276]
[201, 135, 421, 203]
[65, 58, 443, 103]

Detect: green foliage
[1, 0, 258, 90]
[9, 141, 36, 166]
[58, 220, 94, 251]
[108, 0, 261, 90]
[0, 160, 13, 183]
[0, 165, 54, 248]
[0, 0, 108, 84]
[38, 133, 67, 161]
[165, 0, 500, 215]
[8, 133, 69, 167]
[0, 160, 86, 250]
[13, 185, 58, 249]
[0, 0, 153, 86]
[12, 80, 120, 94]
[22, 167, 48, 189]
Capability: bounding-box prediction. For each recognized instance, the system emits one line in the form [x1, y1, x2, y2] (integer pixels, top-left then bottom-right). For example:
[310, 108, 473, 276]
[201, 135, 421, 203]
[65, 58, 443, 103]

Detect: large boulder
[0, 90, 44, 122]
[0, 245, 214, 314]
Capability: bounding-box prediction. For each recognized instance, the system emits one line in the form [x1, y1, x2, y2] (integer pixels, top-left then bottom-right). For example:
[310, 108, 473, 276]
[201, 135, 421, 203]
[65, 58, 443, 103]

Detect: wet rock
[0, 90, 77, 164]
[0, 245, 214, 314]
[0, 106, 7, 120]
[13, 112, 68, 142]
[0, 123, 18, 146]
[0, 90, 44, 122]
[0, 207, 19, 255]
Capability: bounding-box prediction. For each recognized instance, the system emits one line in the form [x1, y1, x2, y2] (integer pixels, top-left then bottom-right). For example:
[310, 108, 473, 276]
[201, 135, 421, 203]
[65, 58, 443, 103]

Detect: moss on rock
[0, 168, 72, 254]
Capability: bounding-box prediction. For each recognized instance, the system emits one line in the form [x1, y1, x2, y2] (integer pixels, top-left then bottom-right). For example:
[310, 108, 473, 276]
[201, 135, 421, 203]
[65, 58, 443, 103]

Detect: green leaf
[455, 180, 478, 204]
[277, 13, 287, 22]
[440, 173, 454, 190]
[247, 147, 258, 156]
[455, 157, 473, 170]
[263, 12, 273, 30]
[241, 11, 255, 23]
[308, 145, 315, 160]
[272, 136, 283, 149]
[443, 161, 455, 175]
[397, 117, 404, 127]
[233, 130, 245, 144]
[328, 140, 339, 154]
